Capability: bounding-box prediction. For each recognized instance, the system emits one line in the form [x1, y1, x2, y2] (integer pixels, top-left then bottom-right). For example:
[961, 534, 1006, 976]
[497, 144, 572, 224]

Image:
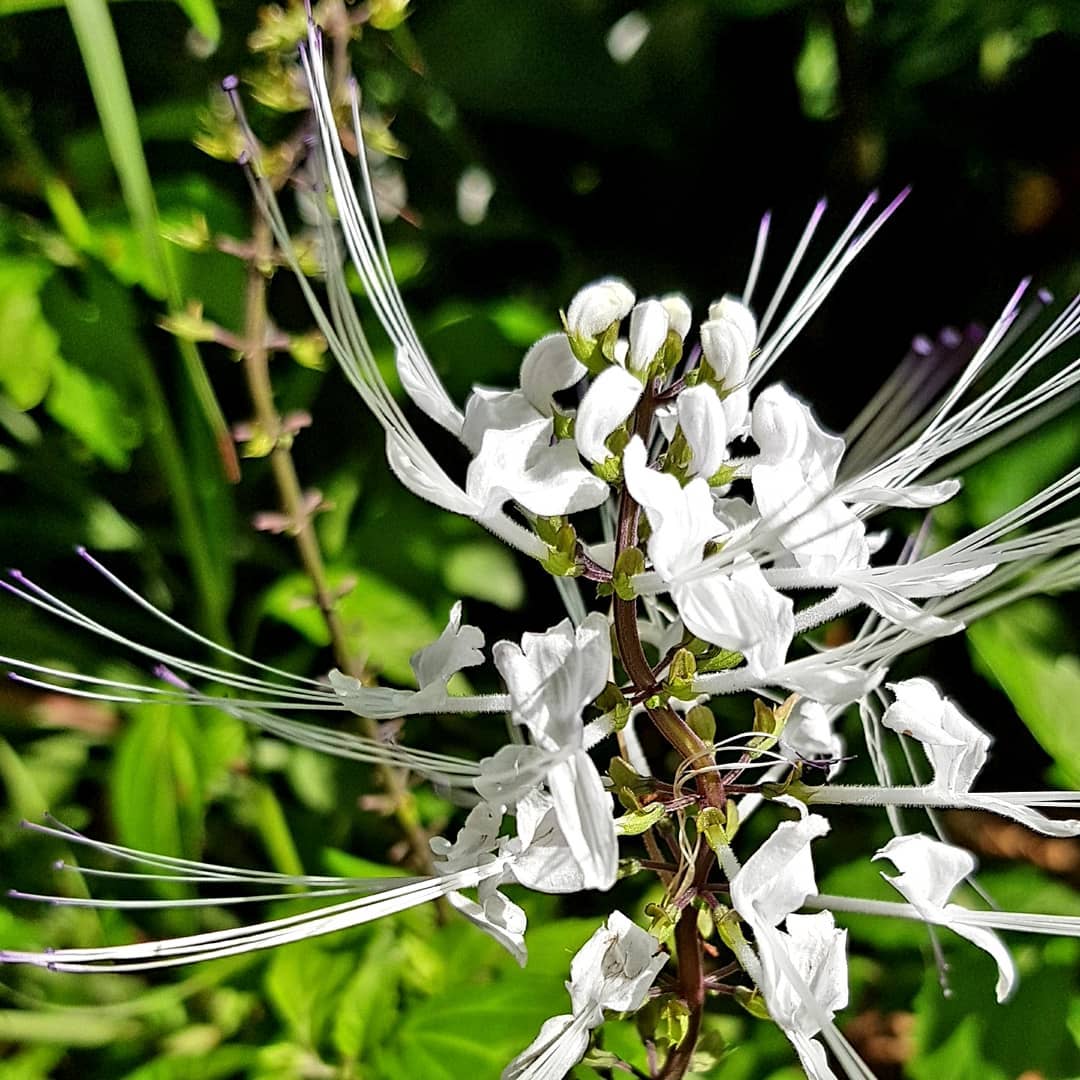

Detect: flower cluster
[4, 15, 1080, 1080]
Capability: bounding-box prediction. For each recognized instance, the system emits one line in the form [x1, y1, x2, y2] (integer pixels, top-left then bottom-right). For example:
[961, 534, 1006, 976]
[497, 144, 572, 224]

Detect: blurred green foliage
[0, 0, 1078, 1077]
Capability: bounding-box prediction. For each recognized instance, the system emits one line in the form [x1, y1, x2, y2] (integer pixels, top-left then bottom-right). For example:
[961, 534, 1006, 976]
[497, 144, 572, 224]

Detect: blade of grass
[64, 0, 234, 640]
[1, 0, 220, 48]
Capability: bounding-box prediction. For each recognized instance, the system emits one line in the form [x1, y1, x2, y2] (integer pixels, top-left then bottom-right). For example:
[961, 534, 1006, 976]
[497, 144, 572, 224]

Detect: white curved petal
[575, 365, 644, 464]
[627, 299, 669, 372]
[462, 387, 541, 454]
[467, 416, 609, 516]
[846, 479, 961, 509]
[874, 833, 975, 914]
[502, 1013, 591, 1080]
[730, 811, 831, 927]
[411, 601, 485, 688]
[622, 437, 726, 581]
[677, 384, 729, 479]
[447, 890, 527, 967]
[395, 344, 465, 437]
[547, 752, 618, 892]
[673, 555, 794, 675]
[385, 431, 479, 516]
[661, 293, 692, 340]
[519, 333, 587, 414]
[700, 317, 751, 388]
[566, 278, 635, 338]
[708, 294, 757, 354]
[948, 918, 1017, 1003]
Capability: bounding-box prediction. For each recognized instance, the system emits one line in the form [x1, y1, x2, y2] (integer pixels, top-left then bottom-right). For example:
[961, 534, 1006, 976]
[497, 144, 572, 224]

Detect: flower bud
[627, 299, 670, 372]
[566, 278, 635, 339]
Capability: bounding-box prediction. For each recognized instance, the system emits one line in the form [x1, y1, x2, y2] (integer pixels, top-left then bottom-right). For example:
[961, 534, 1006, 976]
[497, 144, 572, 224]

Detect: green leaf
[265, 940, 355, 1049]
[118, 1046, 258, 1080]
[46, 356, 141, 467]
[968, 602, 1080, 786]
[333, 926, 402, 1064]
[376, 975, 574, 1080]
[0, 1009, 141, 1046]
[111, 702, 205, 886]
[0, 258, 61, 409]
[442, 541, 525, 610]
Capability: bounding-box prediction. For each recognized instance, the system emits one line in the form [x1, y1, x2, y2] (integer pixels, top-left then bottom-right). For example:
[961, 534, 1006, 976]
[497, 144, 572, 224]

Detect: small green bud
[665, 648, 698, 700]
[160, 303, 219, 344]
[615, 802, 666, 836]
[698, 803, 739, 850]
[685, 704, 716, 743]
[160, 212, 210, 253]
[287, 330, 328, 371]
[637, 997, 691, 1053]
[613, 547, 645, 601]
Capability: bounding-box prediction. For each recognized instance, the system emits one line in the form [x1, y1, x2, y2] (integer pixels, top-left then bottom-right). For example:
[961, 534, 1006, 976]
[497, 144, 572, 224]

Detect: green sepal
[707, 463, 739, 487]
[609, 754, 652, 810]
[613, 547, 645, 601]
[615, 802, 666, 836]
[748, 694, 797, 758]
[534, 515, 566, 546]
[540, 522, 581, 577]
[617, 857, 643, 880]
[594, 683, 631, 730]
[697, 648, 744, 674]
[685, 704, 716, 743]
[664, 647, 698, 700]
[159, 302, 218, 344]
[645, 901, 677, 943]
[582, 1048, 625, 1071]
[761, 777, 816, 805]
[593, 454, 623, 483]
[551, 408, 575, 440]
[734, 985, 772, 1022]
[637, 997, 691, 1054]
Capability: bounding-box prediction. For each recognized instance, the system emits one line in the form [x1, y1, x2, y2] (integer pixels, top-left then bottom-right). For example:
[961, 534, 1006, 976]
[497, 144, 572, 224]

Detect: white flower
[492, 614, 618, 890]
[661, 293, 692, 340]
[627, 299, 670, 372]
[874, 834, 1017, 1002]
[467, 415, 609, 517]
[566, 278, 635, 339]
[756, 913, 849, 1080]
[780, 699, 845, 779]
[575, 365, 644, 464]
[329, 601, 484, 718]
[676, 383, 728, 480]
[503, 911, 666, 1080]
[730, 804, 853, 1080]
[519, 332, 587, 414]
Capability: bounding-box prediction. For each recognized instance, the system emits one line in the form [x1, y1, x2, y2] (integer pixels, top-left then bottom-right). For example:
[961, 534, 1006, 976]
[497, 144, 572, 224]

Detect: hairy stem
[240, 217, 435, 874]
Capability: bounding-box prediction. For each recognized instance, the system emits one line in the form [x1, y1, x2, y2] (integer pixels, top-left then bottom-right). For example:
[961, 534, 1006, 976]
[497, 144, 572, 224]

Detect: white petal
[700, 317, 751, 388]
[708, 294, 757, 353]
[673, 555, 794, 676]
[395, 344, 465, 437]
[752, 384, 844, 483]
[627, 299, 669, 372]
[845, 479, 961, 509]
[467, 416, 609, 517]
[411, 601, 485, 688]
[519, 333, 587, 414]
[661, 293, 692, 340]
[493, 613, 611, 749]
[566, 278, 635, 338]
[575, 365, 644, 464]
[677, 384, 729, 479]
[385, 431, 479, 517]
[502, 1013, 592, 1080]
[462, 387, 541, 455]
[622, 437, 726, 581]
[447, 890, 527, 966]
[730, 811, 830, 927]
[947, 915, 1017, 1003]
[874, 833, 974, 915]
[839, 581, 962, 637]
[547, 752, 618, 892]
